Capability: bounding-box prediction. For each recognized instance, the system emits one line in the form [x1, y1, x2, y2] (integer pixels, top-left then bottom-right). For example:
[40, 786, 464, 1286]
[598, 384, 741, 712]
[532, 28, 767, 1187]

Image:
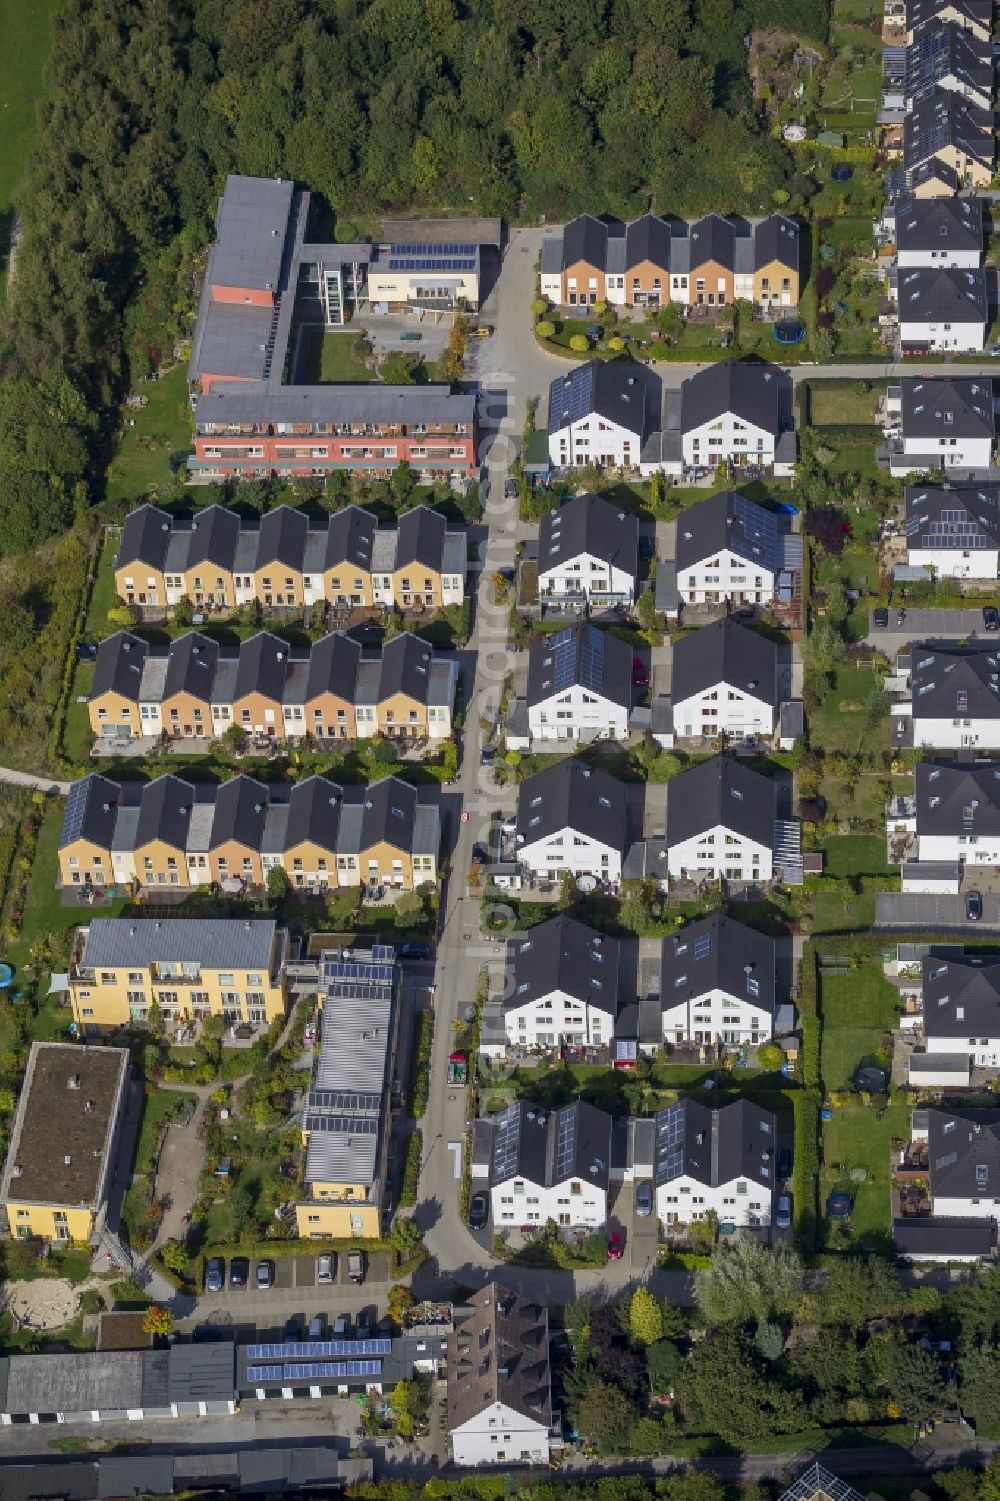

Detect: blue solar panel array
[389, 242, 477, 255]
[694, 932, 711, 960]
[655, 1104, 687, 1186]
[247, 1339, 391, 1360]
[325, 961, 395, 984]
[386, 245, 477, 273]
[61, 780, 93, 848]
[247, 1359, 383, 1383]
[911, 506, 992, 549]
[731, 494, 778, 571]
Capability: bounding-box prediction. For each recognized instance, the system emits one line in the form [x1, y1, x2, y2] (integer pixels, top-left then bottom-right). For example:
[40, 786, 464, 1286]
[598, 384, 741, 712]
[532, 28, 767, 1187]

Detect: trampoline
[773, 321, 805, 345]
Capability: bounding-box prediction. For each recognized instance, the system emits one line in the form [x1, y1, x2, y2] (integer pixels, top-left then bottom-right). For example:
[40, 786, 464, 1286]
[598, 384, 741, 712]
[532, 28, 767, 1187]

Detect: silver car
[316, 1253, 334, 1284]
[635, 1181, 653, 1217]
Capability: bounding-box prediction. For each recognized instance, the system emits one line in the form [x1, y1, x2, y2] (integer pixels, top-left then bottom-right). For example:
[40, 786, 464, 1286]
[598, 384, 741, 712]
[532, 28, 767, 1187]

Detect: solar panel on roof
[555, 1109, 576, 1179]
[694, 933, 711, 960]
[62, 780, 96, 847]
[308, 1089, 382, 1113]
[655, 1104, 687, 1185]
[305, 1113, 379, 1135]
[493, 1104, 521, 1180]
[246, 1338, 391, 1361]
[371, 944, 396, 962]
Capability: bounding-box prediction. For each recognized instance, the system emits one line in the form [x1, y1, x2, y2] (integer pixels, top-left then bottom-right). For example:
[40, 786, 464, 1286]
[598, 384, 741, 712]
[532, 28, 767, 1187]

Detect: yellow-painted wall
[70, 964, 287, 1031]
[295, 1197, 381, 1239]
[5, 1204, 95, 1241]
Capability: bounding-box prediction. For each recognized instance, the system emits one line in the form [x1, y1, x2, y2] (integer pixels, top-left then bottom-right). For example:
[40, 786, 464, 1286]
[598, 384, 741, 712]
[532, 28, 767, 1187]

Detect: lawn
[104, 365, 192, 505]
[821, 834, 891, 877]
[809, 383, 882, 426]
[808, 663, 884, 754]
[819, 960, 901, 1091]
[0, 0, 58, 306]
[812, 889, 877, 936]
[821, 1098, 910, 1246]
[133, 1088, 197, 1176]
[298, 327, 373, 384]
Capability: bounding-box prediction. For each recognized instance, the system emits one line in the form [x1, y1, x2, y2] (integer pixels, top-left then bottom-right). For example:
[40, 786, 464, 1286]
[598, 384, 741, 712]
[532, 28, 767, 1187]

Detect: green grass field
[809, 384, 880, 425]
[819, 961, 900, 1091]
[808, 663, 884, 755]
[0, 0, 58, 306]
[821, 1098, 909, 1244]
[104, 366, 192, 504]
[821, 835, 891, 878]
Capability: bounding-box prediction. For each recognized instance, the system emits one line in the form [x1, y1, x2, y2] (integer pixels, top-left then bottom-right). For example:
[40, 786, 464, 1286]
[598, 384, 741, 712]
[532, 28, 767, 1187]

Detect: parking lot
[187, 1250, 392, 1327]
[875, 891, 1000, 931]
[867, 607, 995, 655]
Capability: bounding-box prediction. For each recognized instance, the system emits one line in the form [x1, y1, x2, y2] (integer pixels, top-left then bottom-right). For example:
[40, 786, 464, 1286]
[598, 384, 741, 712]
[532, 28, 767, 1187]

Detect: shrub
[399, 1130, 422, 1207]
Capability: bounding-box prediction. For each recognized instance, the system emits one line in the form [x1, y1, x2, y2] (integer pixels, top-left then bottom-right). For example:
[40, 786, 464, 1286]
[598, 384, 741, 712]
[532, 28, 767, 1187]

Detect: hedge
[793, 1089, 820, 1260]
[799, 943, 821, 1091]
[399, 1129, 422, 1208]
[409, 1010, 434, 1119]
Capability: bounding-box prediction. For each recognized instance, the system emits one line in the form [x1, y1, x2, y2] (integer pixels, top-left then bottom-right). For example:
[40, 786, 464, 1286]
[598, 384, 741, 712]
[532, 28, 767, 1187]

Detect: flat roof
[80, 918, 278, 973]
[211, 175, 295, 292]
[195, 300, 276, 380]
[380, 217, 501, 246]
[2, 1044, 128, 1210]
[0, 1351, 146, 1415]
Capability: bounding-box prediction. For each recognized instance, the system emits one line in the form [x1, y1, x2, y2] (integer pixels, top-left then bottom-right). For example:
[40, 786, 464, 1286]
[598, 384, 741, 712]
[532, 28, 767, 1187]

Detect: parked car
[632, 657, 649, 687]
[873, 608, 889, 628]
[256, 1259, 275, 1289]
[469, 1191, 489, 1230]
[347, 1249, 366, 1285]
[826, 1192, 852, 1221]
[635, 1182, 653, 1217]
[896, 608, 906, 626]
[472, 843, 488, 865]
[481, 743, 496, 766]
[504, 479, 518, 500]
[229, 1256, 249, 1290]
[607, 1231, 625, 1261]
[470, 324, 493, 338]
[775, 1194, 792, 1230]
[966, 889, 983, 922]
[205, 1257, 225, 1294]
[316, 1253, 335, 1284]
[637, 535, 655, 562]
[397, 942, 431, 960]
[985, 607, 999, 632]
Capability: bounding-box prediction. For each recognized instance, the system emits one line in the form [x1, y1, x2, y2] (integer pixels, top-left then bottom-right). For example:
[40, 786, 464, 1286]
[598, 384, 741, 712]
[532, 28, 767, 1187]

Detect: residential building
[919, 951, 1000, 1067]
[447, 1283, 553, 1466]
[904, 21, 994, 109]
[58, 773, 440, 893]
[674, 489, 782, 605]
[294, 948, 398, 1240]
[665, 755, 780, 882]
[498, 916, 621, 1049]
[539, 213, 800, 311]
[897, 266, 988, 352]
[658, 913, 780, 1047]
[917, 1107, 1000, 1218]
[114, 503, 467, 614]
[884, 376, 995, 476]
[0, 1042, 130, 1244]
[484, 1100, 612, 1229]
[892, 195, 985, 268]
[895, 760, 1000, 866]
[904, 483, 1000, 577]
[67, 918, 289, 1034]
[353, 631, 458, 742]
[903, 91, 993, 196]
[536, 493, 639, 607]
[647, 360, 796, 477]
[777, 1465, 866, 1501]
[653, 1097, 777, 1229]
[547, 360, 661, 471]
[905, 0, 993, 46]
[514, 760, 627, 885]
[668, 618, 781, 743]
[891, 641, 1000, 748]
[516, 624, 632, 746]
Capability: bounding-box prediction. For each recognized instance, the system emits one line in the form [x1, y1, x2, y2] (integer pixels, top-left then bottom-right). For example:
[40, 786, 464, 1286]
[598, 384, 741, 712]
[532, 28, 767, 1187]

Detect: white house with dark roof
[658, 913, 781, 1047]
[547, 361, 661, 471]
[918, 1107, 1000, 1219]
[919, 952, 1000, 1068]
[667, 618, 781, 744]
[514, 625, 632, 747]
[497, 916, 620, 1050]
[483, 1100, 612, 1229]
[892, 196, 984, 270]
[885, 376, 995, 476]
[651, 1097, 777, 1229]
[447, 1283, 553, 1467]
[892, 641, 1000, 749]
[905, 483, 1000, 577]
[536, 493, 639, 606]
[514, 761, 626, 884]
[664, 755, 780, 882]
[674, 490, 781, 606]
[894, 760, 1000, 866]
[676, 360, 796, 477]
[897, 267, 988, 352]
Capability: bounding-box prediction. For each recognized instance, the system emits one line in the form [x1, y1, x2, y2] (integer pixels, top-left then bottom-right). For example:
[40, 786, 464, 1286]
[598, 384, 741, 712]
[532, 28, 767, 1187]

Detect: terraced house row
[88, 629, 457, 745]
[58, 773, 440, 893]
[114, 503, 466, 613]
[540, 212, 801, 310]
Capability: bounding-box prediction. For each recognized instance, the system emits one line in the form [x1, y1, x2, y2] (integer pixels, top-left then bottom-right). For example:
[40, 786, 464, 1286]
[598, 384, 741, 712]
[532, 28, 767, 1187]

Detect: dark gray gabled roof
[905, 19, 993, 102]
[210, 174, 295, 293]
[60, 775, 124, 850]
[375, 631, 436, 706]
[209, 775, 271, 852]
[324, 504, 378, 573]
[505, 916, 621, 1018]
[525, 624, 633, 710]
[923, 951, 1000, 1036]
[904, 92, 993, 173]
[906, 483, 1000, 550]
[675, 489, 781, 574]
[916, 760, 1000, 836]
[284, 775, 345, 853]
[538, 493, 639, 579]
[689, 214, 735, 271]
[358, 775, 417, 853]
[754, 214, 800, 273]
[901, 376, 995, 440]
[185, 504, 241, 572]
[516, 760, 627, 853]
[659, 913, 777, 1014]
[908, 642, 1000, 722]
[487, 1099, 612, 1195]
[906, 0, 992, 36]
[898, 266, 987, 324]
[928, 1107, 1000, 1199]
[134, 774, 196, 851]
[256, 505, 309, 571]
[625, 214, 671, 272]
[395, 505, 447, 573]
[548, 360, 661, 441]
[894, 195, 984, 256]
[234, 631, 294, 704]
[680, 360, 790, 438]
[666, 755, 777, 849]
[115, 503, 173, 572]
[304, 631, 361, 703]
[162, 632, 221, 704]
[670, 618, 778, 709]
[91, 632, 150, 705]
[562, 214, 612, 271]
[654, 1097, 777, 1189]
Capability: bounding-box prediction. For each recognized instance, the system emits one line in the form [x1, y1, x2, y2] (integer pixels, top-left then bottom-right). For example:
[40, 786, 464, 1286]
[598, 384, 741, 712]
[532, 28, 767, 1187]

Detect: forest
[0, 0, 827, 555]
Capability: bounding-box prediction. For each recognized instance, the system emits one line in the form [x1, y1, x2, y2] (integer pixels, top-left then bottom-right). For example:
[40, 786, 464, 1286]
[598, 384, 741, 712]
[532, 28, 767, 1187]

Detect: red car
[607, 1232, 624, 1261]
[632, 658, 648, 687]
